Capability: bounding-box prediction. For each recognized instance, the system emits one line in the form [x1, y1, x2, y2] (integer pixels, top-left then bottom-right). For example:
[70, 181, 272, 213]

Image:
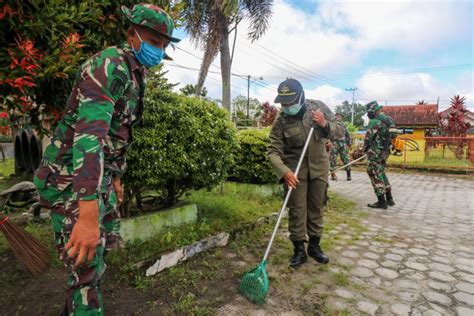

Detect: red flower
[19, 57, 38, 74]
[0, 112, 8, 119]
[15, 38, 43, 60]
[9, 56, 19, 69]
[0, 4, 17, 20]
[5, 76, 36, 93]
[63, 32, 84, 49]
[17, 96, 33, 112]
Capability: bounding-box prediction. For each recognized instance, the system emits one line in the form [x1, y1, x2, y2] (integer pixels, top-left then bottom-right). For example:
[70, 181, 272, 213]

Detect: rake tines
[239, 261, 269, 305]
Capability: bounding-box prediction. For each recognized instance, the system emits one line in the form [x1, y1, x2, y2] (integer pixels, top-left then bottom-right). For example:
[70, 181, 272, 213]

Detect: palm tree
[180, 83, 208, 97]
[181, 0, 272, 112]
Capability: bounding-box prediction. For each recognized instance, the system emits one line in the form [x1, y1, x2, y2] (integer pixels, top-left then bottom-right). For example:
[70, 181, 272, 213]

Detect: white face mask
[283, 94, 304, 115]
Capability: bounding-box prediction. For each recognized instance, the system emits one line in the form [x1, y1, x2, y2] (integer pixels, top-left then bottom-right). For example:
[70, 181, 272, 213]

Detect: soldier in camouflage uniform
[363, 101, 396, 209]
[268, 79, 343, 268]
[329, 113, 352, 181]
[33, 4, 180, 315]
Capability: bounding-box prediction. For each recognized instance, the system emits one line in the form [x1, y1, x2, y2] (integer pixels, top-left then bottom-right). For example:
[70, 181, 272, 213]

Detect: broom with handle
[0, 216, 51, 277]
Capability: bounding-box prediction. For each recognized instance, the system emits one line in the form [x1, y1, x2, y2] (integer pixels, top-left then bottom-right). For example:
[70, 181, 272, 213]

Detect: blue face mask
[132, 31, 165, 68]
[283, 94, 304, 115]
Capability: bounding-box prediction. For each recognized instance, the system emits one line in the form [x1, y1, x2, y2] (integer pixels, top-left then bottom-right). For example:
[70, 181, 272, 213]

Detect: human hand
[113, 177, 123, 205]
[283, 171, 299, 189]
[311, 109, 328, 128]
[65, 200, 100, 270]
[326, 141, 334, 151]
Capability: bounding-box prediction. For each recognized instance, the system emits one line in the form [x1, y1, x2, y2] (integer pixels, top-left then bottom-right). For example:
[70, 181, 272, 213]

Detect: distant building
[381, 104, 439, 139]
[439, 107, 474, 135]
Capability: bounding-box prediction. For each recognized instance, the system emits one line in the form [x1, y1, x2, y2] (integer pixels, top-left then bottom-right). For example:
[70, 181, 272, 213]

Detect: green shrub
[122, 89, 237, 211]
[230, 128, 276, 184]
[0, 0, 182, 132]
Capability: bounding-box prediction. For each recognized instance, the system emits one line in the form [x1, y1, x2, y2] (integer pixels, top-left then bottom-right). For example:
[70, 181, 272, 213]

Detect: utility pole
[345, 87, 357, 125]
[247, 75, 251, 120]
[246, 75, 264, 121]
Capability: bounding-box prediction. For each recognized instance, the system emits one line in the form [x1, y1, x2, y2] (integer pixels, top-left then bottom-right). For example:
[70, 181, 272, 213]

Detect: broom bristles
[0, 217, 51, 277]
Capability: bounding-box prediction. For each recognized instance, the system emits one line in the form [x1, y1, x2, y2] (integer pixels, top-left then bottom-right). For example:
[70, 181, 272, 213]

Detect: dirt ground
[2, 170, 472, 315]
[1, 208, 366, 315]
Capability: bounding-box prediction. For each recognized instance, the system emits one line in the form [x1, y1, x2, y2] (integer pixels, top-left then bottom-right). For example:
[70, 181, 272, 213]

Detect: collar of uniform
[121, 42, 147, 75]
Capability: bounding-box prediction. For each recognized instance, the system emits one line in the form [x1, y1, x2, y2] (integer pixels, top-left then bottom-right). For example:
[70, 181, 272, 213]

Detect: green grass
[388, 147, 472, 168]
[108, 182, 282, 284]
[0, 221, 49, 252]
[330, 272, 350, 286]
[372, 235, 393, 244]
[1, 178, 370, 312]
[0, 220, 61, 288]
[172, 292, 197, 314]
[0, 159, 14, 178]
[321, 192, 368, 252]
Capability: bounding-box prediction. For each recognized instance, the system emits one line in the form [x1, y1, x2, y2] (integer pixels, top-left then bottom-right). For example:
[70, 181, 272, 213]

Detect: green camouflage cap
[121, 3, 181, 43]
[365, 100, 382, 112]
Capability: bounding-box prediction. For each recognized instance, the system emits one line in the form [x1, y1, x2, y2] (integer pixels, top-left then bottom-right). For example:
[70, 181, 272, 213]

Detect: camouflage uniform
[33, 4, 180, 315]
[329, 122, 351, 172]
[364, 108, 395, 197]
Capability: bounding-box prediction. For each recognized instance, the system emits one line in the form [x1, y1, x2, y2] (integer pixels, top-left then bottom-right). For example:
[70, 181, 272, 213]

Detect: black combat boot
[307, 236, 329, 264]
[386, 190, 395, 206]
[367, 195, 388, 209]
[346, 169, 352, 181]
[290, 240, 307, 268]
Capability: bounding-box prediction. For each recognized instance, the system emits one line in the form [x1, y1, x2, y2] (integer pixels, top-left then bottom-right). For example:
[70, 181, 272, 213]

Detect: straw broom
[0, 216, 51, 277]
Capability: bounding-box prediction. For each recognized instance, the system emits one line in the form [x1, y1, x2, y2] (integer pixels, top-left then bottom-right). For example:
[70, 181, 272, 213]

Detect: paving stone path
[329, 171, 474, 315]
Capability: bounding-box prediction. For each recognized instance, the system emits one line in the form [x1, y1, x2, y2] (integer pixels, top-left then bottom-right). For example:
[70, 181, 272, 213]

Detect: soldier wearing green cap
[363, 101, 396, 209]
[33, 3, 180, 315]
[268, 78, 344, 268]
[329, 112, 352, 181]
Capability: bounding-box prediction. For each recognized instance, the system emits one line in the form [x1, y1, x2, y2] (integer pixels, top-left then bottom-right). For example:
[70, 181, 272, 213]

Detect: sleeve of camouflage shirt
[268, 117, 291, 180]
[72, 54, 127, 200]
[324, 120, 344, 141]
[109, 156, 126, 178]
[363, 119, 380, 152]
[344, 125, 352, 146]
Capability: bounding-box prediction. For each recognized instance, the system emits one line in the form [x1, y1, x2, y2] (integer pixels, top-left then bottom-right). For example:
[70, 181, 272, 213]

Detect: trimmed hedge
[123, 89, 237, 211]
[230, 128, 276, 184]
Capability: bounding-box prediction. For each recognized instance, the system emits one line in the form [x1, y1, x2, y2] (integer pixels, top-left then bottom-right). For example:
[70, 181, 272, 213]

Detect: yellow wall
[399, 128, 425, 140]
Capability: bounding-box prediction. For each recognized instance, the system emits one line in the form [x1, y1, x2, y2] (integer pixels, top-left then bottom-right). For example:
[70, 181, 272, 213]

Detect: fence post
[469, 139, 474, 165]
[403, 141, 407, 168]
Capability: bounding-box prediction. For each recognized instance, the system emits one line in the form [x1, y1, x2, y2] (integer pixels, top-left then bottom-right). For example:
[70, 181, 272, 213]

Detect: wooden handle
[0, 216, 9, 226]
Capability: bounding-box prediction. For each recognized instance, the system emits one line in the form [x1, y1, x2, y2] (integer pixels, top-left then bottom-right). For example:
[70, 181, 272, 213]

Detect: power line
[330, 63, 474, 79]
[166, 62, 244, 78]
[166, 62, 250, 95]
[233, 37, 379, 101]
[236, 34, 355, 90]
[355, 89, 373, 101]
[235, 44, 343, 89]
[345, 88, 357, 125]
[172, 43, 474, 110]
[355, 98, 474, 102]
[174, 46, 222, 72]
[172, 46, 280, 96]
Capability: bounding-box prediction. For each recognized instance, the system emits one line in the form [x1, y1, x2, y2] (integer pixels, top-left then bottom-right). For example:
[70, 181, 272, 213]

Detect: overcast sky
[162, 0, 473, 111]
